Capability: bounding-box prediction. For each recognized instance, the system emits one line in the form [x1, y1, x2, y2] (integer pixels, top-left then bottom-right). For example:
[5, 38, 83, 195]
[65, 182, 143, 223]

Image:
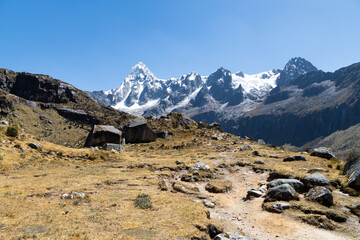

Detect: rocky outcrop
[57, 108, 99, 124]
[343, 153, 360, 190]
[310, 147, 336, 160]
[84, 125, 122, 147]
[121, 119, 156, 143]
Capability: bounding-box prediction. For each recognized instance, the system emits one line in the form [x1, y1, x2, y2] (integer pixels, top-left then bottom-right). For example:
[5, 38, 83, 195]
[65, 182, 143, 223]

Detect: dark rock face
[57, 108, 98, 124]
[343, 154, 360, 190]
[84, 125, 122, 147]
[306, 186, 333, 207]
[122, 119, 156, 143]
[232, 62, 360, 148]
[310, 147, 336, 160]
[268, 179, 305, 193]
[10, 73, 76, 103]
[265, 184, 299, 202]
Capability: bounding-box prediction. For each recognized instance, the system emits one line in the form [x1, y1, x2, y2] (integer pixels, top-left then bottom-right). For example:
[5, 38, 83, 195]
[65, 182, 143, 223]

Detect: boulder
[0, 120, 9, 125]
[254, 159, 264, 164]
[257, 139, 266, 144]
[214, 232, 252, 240]
[193, 161, 210, 171]
[28, 142, 41, 149]
[207, 224, 224, 239]
[265, 184, 299, 202]
[39, 115, 47, 120]
[268, 179, 305, 193]
[239, 145, 251, 151]
[306, 186, 333, 207]
[304, 173, 330, 186]
[122, 119, 156, 143]
[343, 154, 360, 190]
[102, 143, 124, 152]
[84, 125, 122, 147]
[310, 147, 336, 160]
[283, 155, 306, 162]
[251, 151, 261, 156]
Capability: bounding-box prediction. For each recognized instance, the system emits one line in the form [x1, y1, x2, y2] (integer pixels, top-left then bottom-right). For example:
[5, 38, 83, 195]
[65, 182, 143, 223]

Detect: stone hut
[84, 125, 122, 148]
[122, 119, 156, 143]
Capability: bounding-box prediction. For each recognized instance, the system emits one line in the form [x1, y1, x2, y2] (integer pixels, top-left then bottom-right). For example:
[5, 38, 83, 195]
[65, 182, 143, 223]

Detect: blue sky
[0, 0, 359, 91]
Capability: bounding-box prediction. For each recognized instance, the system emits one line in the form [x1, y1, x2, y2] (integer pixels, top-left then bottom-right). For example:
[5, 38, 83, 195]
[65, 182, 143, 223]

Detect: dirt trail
[197, 153, 353, 240]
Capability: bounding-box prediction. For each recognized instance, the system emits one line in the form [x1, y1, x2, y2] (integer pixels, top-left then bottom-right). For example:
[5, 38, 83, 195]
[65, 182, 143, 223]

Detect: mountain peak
[127, 62, 156, 81]
[277, 57, 318, 86]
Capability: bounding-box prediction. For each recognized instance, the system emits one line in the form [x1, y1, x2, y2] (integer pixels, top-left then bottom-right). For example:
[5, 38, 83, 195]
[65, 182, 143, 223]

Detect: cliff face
[226, 63, 360, 147]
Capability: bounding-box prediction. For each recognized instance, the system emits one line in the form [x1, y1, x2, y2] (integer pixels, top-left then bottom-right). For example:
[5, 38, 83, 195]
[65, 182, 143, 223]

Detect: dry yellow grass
[0, 125, 358, 239]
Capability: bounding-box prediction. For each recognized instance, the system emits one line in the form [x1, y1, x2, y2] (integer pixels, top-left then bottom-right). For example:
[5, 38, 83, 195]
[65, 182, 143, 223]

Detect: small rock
[306, 186, 333, 207]
[203, 199, 215, 208]
[28, 142, 41, 149]
[310, 147, 336, 160]
[254, 159, 264, 164]
[273, 202, 292, 210]
[304, 173, 330, 186]
[257, 139, 266, 145]
[244, 189, 264, 201]
[39, 115, 47, 120]
[61, 191, 86, 200]
[266, 184, 299, 202]
[12, 114, 19, 118]
[251, 151, 261, 156]
[0, 120, 9, 125]
[214, 232, 252, 240]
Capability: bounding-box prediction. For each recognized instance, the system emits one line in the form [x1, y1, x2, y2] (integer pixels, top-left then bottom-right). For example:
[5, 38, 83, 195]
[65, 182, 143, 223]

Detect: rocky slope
[0, 68, 132, 147]
[234, 62, 360, 149]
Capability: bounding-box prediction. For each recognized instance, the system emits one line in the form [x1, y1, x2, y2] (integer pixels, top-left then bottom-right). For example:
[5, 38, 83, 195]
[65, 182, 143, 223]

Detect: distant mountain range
[89, 57, 316, 117]
[89, 58, 360, 157]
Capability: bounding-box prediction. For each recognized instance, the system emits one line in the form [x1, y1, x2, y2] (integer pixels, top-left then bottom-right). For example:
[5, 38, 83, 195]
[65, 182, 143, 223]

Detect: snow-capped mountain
[89, 57, 317, 119]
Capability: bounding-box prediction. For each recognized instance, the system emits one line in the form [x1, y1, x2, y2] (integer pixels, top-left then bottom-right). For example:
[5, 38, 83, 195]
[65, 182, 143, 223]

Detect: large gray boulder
[268, 179, 305, 193]
[310, 147, 336, 160]
[122, 119, 156, 143]
[306, 186, 333, 207]
[84, 125, 122, 147]
[343, 154, 360, 190]
[266, 184, 299, 202]
[304, 173, 330, 186]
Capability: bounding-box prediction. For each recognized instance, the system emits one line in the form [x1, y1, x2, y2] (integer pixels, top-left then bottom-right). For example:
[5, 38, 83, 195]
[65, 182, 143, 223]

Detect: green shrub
[6, 124, 19, 137]
[134, 193, 152, 209]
